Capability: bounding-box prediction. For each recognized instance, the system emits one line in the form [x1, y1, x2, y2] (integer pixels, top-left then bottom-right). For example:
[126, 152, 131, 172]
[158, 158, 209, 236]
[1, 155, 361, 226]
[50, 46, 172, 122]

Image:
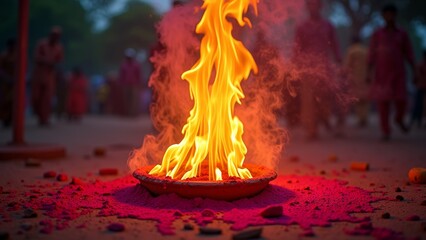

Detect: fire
[149, 0, 259, 181]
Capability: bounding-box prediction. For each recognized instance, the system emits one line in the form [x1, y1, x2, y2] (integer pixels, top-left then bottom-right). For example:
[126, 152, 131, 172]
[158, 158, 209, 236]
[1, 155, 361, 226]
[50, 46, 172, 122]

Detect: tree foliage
[98, 0, 160, 70]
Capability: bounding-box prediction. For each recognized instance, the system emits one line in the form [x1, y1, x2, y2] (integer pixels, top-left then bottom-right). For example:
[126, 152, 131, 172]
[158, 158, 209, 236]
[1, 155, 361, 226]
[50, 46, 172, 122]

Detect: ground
[0, 114, 425, 240]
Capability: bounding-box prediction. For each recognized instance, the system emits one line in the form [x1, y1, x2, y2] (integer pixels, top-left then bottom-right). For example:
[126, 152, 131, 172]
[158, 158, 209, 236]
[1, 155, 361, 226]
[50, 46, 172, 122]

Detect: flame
[149, 0, 259, 181]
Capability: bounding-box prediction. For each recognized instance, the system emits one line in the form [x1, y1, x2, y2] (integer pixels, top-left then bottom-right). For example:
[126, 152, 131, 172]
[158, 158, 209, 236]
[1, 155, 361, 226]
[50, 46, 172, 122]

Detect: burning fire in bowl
[133, 0, 278, 201]
[133, 164, 276, 201]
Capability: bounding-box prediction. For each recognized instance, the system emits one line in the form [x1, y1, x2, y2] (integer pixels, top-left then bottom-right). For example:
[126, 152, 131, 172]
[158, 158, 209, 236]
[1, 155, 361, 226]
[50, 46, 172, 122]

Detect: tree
[0, 0, 96, 73]
[98, 0, 160, 70]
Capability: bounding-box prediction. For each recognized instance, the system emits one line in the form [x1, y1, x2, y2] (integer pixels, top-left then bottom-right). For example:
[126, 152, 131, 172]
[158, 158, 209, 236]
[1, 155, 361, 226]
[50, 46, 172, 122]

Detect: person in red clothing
[66, 67, 88, 121]
[367, 4, 416, 141]
[31, 26, 64, 126]
[119, 48, 141, 116]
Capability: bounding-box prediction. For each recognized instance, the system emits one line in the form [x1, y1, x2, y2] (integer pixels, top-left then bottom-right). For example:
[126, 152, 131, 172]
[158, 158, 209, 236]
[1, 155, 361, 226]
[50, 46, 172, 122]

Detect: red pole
[13, 0, 29, 144]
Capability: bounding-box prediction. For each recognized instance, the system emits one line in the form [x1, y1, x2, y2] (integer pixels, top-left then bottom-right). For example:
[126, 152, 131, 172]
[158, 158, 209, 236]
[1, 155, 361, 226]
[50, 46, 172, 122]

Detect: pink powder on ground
[1, 175, 389, 237]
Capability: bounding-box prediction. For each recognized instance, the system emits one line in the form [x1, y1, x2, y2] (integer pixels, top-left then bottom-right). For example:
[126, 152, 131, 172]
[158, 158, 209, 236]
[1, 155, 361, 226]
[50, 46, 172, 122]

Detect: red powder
[1, 175, 396, 237]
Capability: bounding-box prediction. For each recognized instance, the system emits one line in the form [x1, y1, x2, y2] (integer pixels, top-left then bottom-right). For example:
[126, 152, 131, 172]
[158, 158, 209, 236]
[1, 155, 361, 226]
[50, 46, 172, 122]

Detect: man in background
[367, 4, 415, 141]
[31, 26, 64, 126]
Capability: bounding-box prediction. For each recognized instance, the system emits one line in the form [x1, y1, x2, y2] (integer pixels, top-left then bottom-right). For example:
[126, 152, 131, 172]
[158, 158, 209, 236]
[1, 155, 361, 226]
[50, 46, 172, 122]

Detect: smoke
[128, 0, 346, 172]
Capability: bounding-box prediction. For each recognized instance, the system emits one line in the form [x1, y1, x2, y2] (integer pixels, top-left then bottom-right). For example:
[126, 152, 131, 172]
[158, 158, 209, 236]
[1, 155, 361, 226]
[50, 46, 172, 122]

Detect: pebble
[70, 177, 84, 185]
[56, 174, 68, 182]
[183, 223, 194, 231]
[260, 205, 283, 218]
[199, 227, 222, 235]
[0, 232, 9, 240]
[395, 187, 402, 192]
[107, 223, 125, 232]
[201, 209, 215, 217]
[406, 215, 420, 221]
[395, 195, 404, 201]
[408, 167, 426, 184]
[99, 168, 118, 176]
[381, 212, 390, 219]
[43, 171, 56, 178]
[93, 147, 106, 157]
[232, 228, 262, 240]
[25, 159, 41, 167]
[23, 208, 38, 218]
[350, 162, 369, 171]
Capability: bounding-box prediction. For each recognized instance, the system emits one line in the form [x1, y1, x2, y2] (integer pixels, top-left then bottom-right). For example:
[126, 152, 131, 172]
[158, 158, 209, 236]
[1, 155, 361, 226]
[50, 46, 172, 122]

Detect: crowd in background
[0, 0, 425, 142]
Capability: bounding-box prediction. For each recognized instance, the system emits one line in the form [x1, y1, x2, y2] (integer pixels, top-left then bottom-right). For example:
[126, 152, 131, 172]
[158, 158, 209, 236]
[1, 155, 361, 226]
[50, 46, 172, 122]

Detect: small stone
[23, 208, 38, 218]
[25, 159, 41, 167]
[406, 215, 420, 221]
[395, 187, 402, 192]
[408, 167, 426, 184]
[199, 227, 222, 235]
[0, 231, 9, 240]
[99, 168, 118, 176]
[43, 171, 56, 178]
[70, 177, 84, 185]
[183, 223, 194, 230]
[319, 170, 326, 175]
[232, 228, 262, 240]
[107, 223, 125, 232]
[395, 195, 404, 201]
[56, 174, 68, 182]
[260, 205, 283, 218]
[93, 147, 106, 157]
[304, 187, 310, 191]
[201, 209, 215, 217]
[20, 222, 33, 231]
[381, 212, 390, 219]
[421, 200, 426, 206]
[314, 206, 320, 210]
[173, 211, 183, 217]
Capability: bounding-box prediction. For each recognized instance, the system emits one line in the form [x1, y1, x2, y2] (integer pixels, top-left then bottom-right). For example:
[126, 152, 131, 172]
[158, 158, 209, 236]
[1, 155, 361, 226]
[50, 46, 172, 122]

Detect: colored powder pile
[1, 175, 395, 237]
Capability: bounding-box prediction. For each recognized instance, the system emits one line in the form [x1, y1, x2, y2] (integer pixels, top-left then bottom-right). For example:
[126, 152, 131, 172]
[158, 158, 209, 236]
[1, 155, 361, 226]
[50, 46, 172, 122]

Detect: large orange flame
[148, 0, 259, 181]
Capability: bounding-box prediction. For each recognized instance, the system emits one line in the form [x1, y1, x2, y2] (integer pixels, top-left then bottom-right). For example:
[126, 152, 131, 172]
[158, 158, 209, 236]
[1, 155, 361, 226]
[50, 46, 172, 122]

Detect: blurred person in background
[367, 4, 415, 141]
[119, 48, 141, 117]
[344, 36, 370, 127]
[0, 38, 17, 127]
[66, 67, 88, 121]
[31, 26, 64, 126]
[96, 81, 110, 115]
[292, 0, 341, 140]
[410, 50, 426, 128]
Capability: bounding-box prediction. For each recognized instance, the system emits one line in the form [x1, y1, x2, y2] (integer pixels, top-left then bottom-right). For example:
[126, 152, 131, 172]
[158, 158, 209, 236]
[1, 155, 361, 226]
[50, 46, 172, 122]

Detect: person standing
[367, 4, 415, 141]
[0, 38, 17, 127]
[31, 26, 64, 126]
[66, 67, 88, 121]
[344, 36, 370, 127]
[119, 48, 141, 117]
[293, 0, 341, 140]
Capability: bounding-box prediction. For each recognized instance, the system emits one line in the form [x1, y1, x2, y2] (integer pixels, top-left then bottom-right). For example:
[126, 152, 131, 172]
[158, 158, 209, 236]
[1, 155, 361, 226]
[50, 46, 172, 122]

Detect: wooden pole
[13, 0, 29, 144]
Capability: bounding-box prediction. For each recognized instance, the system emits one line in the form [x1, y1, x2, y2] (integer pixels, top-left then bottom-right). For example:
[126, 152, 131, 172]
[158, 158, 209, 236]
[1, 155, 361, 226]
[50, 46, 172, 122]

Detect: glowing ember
[149, 0, 259, 181]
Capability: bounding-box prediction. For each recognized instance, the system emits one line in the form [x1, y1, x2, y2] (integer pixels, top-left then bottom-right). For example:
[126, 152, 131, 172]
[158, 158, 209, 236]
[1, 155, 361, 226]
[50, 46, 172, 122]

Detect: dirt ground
[0, 114, 425, 240]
